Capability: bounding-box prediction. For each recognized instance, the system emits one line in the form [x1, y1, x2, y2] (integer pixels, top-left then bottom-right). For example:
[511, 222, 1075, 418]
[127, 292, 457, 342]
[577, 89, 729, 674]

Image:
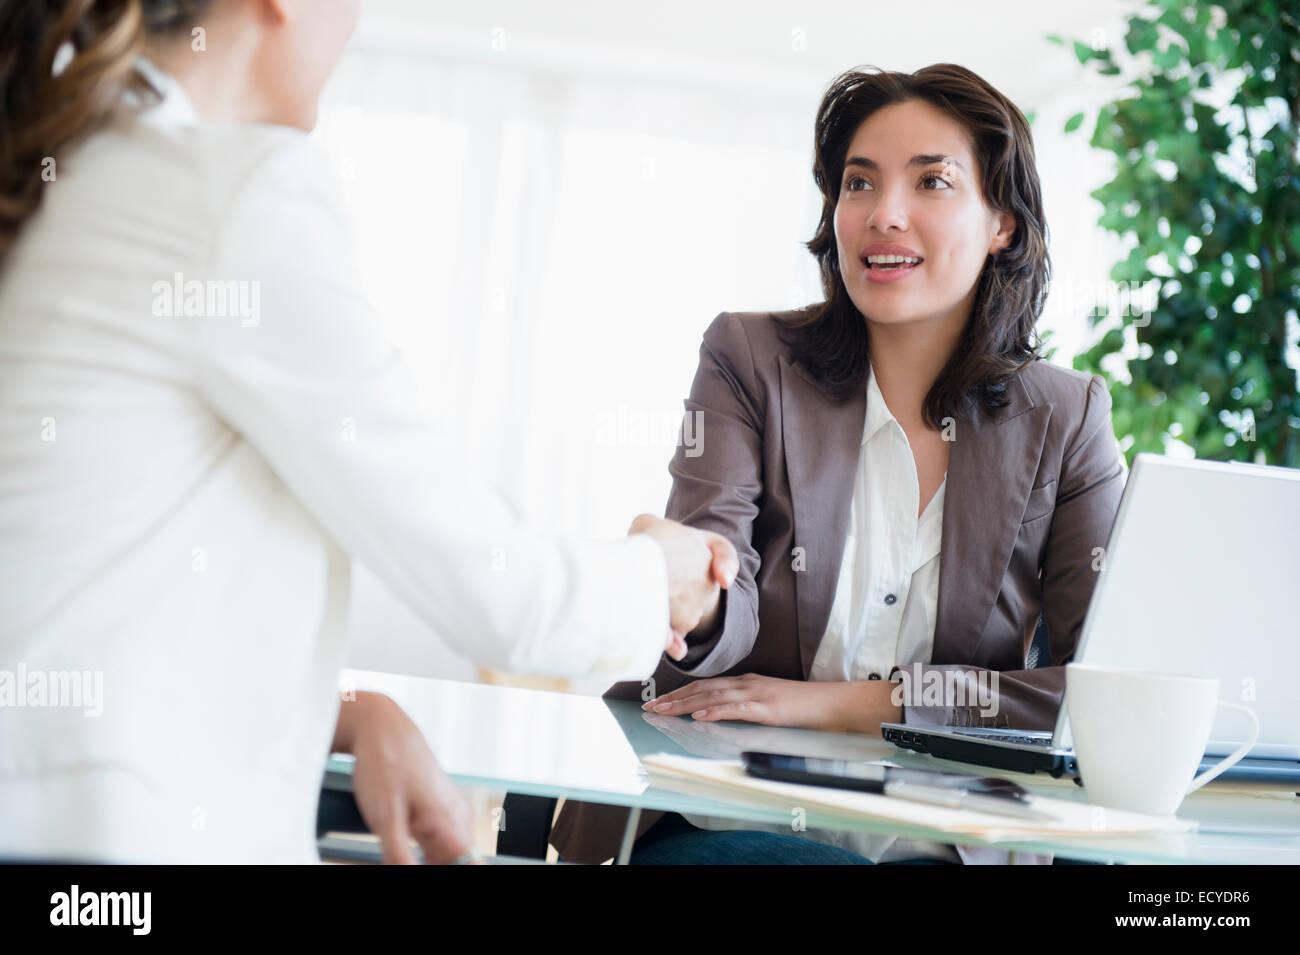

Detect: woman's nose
[866, 188, 909, 233]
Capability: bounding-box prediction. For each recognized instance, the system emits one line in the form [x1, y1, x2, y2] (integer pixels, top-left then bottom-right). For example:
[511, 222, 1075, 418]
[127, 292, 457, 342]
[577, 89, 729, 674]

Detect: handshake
[629, 514, 739, 663]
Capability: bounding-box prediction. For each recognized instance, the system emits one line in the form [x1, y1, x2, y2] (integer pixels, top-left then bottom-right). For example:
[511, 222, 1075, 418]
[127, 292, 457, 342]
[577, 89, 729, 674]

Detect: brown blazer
[551, 309, 1126, 864]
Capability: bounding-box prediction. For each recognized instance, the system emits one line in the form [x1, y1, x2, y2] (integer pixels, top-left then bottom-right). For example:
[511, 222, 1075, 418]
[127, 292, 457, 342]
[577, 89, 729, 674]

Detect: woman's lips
[861, 259, 922, 284]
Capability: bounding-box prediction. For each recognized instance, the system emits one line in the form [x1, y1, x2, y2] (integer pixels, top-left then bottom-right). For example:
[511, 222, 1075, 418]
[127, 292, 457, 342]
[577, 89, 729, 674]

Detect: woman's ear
[990, 211, 1016, 255]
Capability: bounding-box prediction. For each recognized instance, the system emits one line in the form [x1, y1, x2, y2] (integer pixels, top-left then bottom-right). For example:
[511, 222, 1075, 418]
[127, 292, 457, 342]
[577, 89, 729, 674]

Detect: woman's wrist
[836, 681, 903, 735]
[331, 689, 391, 755]
[686, 587, 725, 641]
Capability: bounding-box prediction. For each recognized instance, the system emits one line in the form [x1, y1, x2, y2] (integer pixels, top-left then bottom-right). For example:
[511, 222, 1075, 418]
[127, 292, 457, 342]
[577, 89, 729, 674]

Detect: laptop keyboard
[952, 730, 1052, 746]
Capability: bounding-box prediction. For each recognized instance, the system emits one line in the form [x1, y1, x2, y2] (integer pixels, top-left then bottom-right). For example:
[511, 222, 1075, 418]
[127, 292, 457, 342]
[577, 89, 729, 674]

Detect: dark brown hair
[782, 63, 1050, 427]
[0, 0, 209, 256]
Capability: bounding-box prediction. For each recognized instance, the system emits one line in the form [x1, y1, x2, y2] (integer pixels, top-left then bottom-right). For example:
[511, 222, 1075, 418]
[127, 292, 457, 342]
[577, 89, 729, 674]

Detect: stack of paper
[641, 753, 1197, 842]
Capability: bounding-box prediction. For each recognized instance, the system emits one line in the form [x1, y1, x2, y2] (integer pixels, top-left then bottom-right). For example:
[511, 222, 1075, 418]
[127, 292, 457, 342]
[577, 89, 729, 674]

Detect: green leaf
[1152, 44, 1185, 71]
[1047, 0, 1298, 468]
[1126, 17, 1159, 55]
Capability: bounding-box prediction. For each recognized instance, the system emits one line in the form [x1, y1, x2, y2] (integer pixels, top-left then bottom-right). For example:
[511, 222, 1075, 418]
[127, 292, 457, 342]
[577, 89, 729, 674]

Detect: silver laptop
[881, 453, 1300, 783]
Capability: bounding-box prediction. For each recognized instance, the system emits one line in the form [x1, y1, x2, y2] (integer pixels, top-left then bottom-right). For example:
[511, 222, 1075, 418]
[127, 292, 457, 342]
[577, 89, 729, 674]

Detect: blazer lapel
[780, 355, 1052, 679]
[779, 356, 865, 678]
[934, 373, 1051, 666]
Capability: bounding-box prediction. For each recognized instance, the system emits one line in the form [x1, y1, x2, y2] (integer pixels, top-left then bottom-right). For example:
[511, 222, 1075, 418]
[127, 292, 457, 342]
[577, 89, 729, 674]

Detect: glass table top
[324, 669, 1300, 864]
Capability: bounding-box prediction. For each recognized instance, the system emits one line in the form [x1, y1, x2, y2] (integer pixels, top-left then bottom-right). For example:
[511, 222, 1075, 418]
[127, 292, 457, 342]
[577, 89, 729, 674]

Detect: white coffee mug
[1065, 663, 1260, 816]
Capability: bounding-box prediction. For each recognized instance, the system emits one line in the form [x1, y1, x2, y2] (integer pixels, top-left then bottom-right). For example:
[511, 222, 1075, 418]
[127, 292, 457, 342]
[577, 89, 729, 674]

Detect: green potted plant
[1051, 0, 1298, 467]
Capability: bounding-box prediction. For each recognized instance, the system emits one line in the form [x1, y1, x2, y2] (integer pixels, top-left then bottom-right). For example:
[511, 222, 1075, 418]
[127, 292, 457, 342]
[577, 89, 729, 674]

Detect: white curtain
[314, 39, 1106, 685]
[314, 44, 824, 682]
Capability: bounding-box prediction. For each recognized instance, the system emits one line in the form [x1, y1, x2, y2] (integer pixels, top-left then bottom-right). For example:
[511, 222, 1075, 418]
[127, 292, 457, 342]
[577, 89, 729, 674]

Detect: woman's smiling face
[833, 98, 1015, 331]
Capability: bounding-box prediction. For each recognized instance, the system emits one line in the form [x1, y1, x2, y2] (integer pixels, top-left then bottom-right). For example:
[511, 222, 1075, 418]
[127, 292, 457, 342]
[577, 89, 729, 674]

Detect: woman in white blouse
[551, 64, 1126, 864]
[0, 1, 736, 863]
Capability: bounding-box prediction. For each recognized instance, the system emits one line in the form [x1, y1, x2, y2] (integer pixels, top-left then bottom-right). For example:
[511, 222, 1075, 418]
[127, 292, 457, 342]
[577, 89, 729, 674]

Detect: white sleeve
[190, 136, 668, 680]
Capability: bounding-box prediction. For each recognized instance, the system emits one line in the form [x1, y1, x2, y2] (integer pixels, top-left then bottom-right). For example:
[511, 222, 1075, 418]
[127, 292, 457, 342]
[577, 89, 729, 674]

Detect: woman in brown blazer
[551, 63, 1126, 864]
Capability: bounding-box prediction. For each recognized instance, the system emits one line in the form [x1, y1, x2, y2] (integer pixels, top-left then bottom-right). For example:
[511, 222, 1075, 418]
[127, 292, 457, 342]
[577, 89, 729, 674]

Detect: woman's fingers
[349, 697, 477, 865]
[691, 700, 771, 723]
[410, 818, 459, 865]
[644, 678, 737, 706]
[701, 531, 739, 588]
[627, 513, 654, 536]
[409, 792, 474, 864]
[632, 516, 720, 635]
[646, 685, 748, 715]
[646, 695, 708, 714]
[372, 796, 419, 865]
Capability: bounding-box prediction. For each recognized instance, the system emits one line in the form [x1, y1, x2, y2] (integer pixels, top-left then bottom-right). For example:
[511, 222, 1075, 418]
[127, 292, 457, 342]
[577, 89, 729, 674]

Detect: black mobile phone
[740, 751, 1032, 801]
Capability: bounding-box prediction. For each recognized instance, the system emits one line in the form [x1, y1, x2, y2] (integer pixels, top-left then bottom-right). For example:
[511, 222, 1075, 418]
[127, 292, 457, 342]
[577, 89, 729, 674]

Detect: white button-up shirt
[0, 61, 670, 863]
[809, 359, 955, 862]
[810, 360, 945, 683]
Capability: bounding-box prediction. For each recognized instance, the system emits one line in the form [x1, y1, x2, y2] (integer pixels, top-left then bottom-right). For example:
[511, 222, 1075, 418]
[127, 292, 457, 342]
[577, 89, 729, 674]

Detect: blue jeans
[626, 812, 955, 865]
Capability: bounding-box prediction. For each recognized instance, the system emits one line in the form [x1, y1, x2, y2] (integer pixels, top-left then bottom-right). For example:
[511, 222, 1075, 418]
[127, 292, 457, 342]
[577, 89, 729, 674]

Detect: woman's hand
[628, 514, 738, 660]
[334, 691, 481, 864]
[641, 674, 902, 734]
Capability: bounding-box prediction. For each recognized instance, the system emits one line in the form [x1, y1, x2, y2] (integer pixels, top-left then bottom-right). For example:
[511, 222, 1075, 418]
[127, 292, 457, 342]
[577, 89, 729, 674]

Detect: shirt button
[868, 672, 882, 680]
[884, 593, 897, 605]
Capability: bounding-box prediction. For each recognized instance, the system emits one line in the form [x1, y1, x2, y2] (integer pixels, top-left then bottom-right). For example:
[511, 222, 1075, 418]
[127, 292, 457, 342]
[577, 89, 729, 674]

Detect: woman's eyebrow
[844, 154, 964, 171]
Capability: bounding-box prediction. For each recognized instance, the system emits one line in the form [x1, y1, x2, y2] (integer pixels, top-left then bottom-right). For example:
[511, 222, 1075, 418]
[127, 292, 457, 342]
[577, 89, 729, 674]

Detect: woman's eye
[845, 175, 871, 192]
[921, 174, 953, 190]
